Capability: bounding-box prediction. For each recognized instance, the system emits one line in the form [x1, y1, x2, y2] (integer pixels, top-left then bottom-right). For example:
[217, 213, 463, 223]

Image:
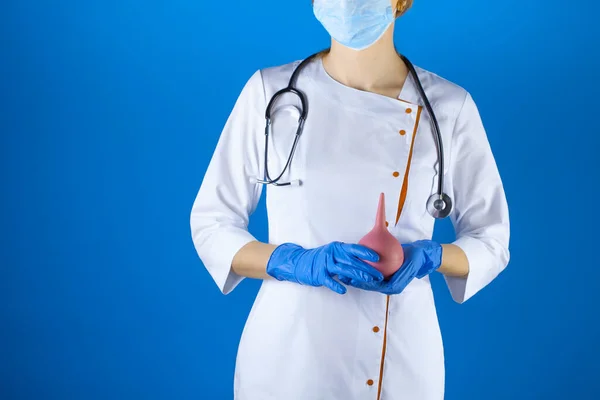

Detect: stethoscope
[252, 51, 453, 219]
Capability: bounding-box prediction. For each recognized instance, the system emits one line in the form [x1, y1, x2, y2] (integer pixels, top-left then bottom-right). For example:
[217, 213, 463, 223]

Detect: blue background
[1, 0, 598, 399]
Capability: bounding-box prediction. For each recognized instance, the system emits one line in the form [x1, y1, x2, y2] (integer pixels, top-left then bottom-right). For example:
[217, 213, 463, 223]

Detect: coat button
[405, 108, 412, 114]
[373, 326, 380, 333]
[399, 129, 406, 135]
[385, 221, 389, 227]
[367, 379, 374, 386]
[392, 171, 400, 177]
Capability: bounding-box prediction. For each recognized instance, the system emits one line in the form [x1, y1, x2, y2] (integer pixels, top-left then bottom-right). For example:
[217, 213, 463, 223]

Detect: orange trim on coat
[394, 105, 423, 225]
[376, 105, 423, 400]
[376, 296, 391, 400]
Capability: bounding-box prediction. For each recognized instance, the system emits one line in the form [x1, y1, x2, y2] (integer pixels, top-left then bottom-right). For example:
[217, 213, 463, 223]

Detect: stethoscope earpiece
[426, 193, 453, 219]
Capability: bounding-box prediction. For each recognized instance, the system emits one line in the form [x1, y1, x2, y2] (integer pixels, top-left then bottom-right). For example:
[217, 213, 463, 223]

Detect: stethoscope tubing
[257, 50, 453, 217]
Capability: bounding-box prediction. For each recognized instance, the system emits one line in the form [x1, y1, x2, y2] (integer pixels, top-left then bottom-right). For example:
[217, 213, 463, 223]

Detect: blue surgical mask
[313, 0, 395, 51]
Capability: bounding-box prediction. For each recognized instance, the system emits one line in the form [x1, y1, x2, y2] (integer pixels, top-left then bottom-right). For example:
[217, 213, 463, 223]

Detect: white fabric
[190, 57, 510, 400]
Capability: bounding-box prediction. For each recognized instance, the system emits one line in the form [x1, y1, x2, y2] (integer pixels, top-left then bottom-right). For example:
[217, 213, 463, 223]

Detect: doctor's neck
[321, 25, 408, 99]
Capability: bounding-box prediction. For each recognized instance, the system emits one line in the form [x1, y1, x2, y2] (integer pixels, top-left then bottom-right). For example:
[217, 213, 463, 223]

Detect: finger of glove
[333, 257, 384, 281]
[388, 262, 416, 285]
[337, 276, 379, 292]
[397, 256, 421, 277]
[323, 276, 347, 295]
[386, 270, 416, 294]
[390, 277, 413, 295]
[375, 278, 401, 295]
[329, 262, 380, 283]
[339, 243, 380, 263]
[349, 278, 383, 292]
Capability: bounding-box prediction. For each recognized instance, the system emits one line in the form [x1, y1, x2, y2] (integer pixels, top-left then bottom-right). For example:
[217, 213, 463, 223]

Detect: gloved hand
[266, 242, 384, 294]
[338, 240, 442, 295]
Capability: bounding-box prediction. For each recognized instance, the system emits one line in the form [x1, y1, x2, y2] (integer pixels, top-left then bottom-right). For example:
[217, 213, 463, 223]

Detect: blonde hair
[397, 0, 413, 17]
[312, 0, 413, 17]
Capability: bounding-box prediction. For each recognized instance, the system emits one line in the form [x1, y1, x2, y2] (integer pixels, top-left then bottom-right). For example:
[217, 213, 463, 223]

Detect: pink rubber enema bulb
[358, 193, 405, 280]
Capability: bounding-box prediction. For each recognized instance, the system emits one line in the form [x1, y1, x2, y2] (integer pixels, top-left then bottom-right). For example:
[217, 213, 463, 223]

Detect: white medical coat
[190, 57, 510, 400]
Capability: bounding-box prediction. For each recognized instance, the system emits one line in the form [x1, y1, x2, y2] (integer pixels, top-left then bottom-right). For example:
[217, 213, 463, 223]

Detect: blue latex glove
[338, 240, 443, 295]
[266, 242, 384, 294]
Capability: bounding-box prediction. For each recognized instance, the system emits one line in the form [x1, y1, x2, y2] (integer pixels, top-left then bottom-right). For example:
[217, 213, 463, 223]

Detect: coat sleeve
[190, 70, 266, 295]
[444, 92, 510, 303]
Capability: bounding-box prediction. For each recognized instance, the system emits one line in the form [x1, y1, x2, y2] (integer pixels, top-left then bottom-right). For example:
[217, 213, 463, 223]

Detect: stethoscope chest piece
[427, 192, 453, 219]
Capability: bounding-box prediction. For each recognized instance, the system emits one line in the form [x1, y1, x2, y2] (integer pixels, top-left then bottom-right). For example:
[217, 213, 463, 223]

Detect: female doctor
[190, 0, 510, 399]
